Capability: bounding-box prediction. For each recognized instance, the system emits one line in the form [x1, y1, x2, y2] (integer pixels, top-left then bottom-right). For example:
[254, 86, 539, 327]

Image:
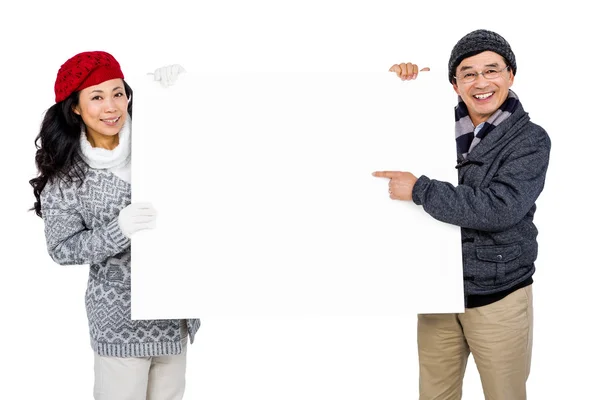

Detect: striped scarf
[455, 90, 520, 158]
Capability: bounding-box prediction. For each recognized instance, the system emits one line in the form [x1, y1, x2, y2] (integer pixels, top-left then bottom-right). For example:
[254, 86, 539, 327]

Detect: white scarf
[79, 115, 131, 183]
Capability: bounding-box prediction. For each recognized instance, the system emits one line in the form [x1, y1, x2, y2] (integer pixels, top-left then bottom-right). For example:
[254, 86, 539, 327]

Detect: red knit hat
[54, 51, 124, 103]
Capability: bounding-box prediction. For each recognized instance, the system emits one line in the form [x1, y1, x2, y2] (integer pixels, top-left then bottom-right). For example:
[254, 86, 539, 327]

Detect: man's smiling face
[452, 51, 514, 126]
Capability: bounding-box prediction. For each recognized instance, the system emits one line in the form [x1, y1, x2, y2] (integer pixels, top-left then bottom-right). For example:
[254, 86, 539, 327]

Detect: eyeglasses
[454, 66, 510, 83]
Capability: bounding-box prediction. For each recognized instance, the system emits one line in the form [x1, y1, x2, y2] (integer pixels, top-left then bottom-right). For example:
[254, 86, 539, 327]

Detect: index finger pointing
[372, 171, 402, 178]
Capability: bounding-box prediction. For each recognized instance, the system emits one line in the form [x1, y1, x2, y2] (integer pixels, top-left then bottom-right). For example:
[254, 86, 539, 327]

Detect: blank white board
[130, 71, 463, 318]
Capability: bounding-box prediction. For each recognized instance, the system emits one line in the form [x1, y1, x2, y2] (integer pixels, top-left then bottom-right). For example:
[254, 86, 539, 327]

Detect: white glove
[152, 64, 186, 87]
[118, 202, 157, 238]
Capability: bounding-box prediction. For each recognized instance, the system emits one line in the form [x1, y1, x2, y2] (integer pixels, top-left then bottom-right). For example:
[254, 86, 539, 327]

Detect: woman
[30, 51, 200, 400]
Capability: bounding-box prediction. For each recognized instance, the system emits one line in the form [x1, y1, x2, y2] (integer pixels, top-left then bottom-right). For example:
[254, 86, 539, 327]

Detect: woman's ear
[72, 104, 81, 115]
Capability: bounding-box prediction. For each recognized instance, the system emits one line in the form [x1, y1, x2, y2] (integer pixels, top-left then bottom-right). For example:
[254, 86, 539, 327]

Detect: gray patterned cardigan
[41, 167, 200, 357]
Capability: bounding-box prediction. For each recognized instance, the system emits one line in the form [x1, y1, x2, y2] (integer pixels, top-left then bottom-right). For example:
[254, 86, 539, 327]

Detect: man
[373, 29, 551, 399]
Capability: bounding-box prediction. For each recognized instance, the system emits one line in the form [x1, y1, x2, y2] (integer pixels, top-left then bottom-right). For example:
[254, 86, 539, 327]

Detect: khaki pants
[418, 285, 533, 400]
[93, 321, 188, 400]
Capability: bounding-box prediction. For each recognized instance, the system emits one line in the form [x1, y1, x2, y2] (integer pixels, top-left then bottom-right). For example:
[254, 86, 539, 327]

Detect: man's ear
[452, 82, 460, 96]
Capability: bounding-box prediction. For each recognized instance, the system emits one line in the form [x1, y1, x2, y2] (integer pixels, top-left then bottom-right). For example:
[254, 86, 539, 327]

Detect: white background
[130, 70, 464, 318]
[1, 0, 598, 399]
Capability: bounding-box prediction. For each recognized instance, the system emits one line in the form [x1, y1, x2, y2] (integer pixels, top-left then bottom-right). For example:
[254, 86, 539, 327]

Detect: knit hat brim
[448, 30, 516, 83]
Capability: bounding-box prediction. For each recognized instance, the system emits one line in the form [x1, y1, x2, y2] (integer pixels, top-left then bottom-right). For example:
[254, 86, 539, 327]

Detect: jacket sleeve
[40, 179, 131, 265]
[412, 131, 551, 232]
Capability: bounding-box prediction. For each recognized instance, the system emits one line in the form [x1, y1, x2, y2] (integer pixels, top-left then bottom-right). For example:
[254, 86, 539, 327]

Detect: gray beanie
[448, 29, 516, 83]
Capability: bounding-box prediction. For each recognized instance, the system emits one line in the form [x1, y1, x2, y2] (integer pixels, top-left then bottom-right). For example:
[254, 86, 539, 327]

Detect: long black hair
[29, 80, 133, 217]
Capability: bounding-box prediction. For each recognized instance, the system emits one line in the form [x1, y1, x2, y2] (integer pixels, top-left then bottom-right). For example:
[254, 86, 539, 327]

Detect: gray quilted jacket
[412, 102, 551, 298]
[41, 167, 200, 357]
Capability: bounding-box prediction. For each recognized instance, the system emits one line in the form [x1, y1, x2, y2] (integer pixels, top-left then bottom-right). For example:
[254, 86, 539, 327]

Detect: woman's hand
[152, 64, 186, 87]
[118, 202, 157, 238]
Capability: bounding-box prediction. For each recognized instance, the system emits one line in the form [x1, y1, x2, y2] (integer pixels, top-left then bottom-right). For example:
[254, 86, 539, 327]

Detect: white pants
[93, 321, 188, 400]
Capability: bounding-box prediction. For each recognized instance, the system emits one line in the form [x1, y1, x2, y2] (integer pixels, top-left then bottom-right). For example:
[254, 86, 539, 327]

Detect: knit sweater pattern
[41, 168, 200, 357]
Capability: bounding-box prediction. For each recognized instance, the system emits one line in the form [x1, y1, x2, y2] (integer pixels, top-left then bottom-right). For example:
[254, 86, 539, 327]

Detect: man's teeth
[474, 93, 493, 99]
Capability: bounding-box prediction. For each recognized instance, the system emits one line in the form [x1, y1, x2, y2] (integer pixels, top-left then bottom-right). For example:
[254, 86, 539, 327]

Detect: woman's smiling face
[74, 78, 128, 141]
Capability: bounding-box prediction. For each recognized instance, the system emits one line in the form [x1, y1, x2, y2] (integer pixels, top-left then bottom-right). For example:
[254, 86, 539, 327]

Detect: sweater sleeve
[412, 131, 551, 232]
[40, 178, 131, 266]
